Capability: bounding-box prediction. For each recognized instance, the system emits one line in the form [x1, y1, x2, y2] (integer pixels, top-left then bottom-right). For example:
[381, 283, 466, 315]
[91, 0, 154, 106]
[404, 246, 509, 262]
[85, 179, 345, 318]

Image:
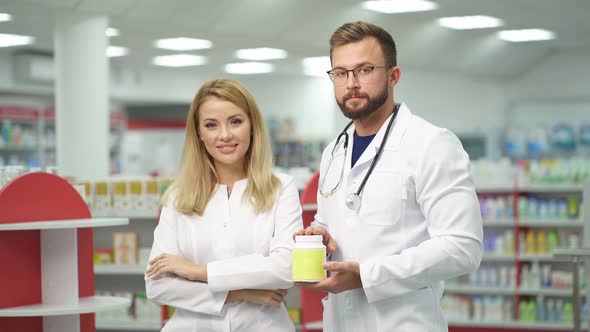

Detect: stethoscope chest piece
[345, 193, 362, 211]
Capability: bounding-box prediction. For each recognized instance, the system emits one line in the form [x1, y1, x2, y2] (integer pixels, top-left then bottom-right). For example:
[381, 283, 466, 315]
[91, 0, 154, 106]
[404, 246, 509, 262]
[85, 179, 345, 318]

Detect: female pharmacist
[145, 79, 303, 332]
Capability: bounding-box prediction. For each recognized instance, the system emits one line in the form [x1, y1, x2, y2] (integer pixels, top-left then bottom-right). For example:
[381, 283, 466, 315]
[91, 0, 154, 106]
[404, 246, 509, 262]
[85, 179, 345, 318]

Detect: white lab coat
[146, 173, 302, 332]
[313, 103, 483, 332]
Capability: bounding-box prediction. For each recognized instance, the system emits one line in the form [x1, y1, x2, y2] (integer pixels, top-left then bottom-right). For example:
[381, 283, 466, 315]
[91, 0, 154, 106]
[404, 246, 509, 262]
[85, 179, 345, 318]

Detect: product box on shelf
[113, 232, 139, 265]
[94, 248, 113, 264]
[82, 176, 173, 215]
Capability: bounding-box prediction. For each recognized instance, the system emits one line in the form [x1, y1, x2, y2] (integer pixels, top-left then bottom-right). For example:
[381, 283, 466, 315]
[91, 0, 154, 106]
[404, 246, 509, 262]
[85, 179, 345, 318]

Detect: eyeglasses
[326, 65, 390, 86]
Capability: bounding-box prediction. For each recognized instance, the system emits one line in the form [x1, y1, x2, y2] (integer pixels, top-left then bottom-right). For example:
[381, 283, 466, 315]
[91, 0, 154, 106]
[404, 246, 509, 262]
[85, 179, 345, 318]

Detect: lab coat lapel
[348, 103, 411, 172]
[385, 102, 410, 151]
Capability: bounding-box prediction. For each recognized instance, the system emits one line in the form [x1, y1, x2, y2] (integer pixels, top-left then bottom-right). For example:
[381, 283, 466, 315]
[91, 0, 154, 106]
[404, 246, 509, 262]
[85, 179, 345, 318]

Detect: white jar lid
[295, 235, 323, 242]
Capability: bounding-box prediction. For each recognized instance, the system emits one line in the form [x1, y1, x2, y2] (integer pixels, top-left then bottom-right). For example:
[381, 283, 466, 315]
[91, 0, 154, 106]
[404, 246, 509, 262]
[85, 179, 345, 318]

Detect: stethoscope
[319, 104, 400, 211]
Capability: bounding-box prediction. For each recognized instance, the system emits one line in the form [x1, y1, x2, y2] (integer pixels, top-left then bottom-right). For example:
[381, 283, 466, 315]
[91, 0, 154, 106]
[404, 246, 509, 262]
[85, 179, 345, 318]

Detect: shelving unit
[445, 182, 589, 332]
[93, 265, 146, 275]
[41, 108, 126, 174]
[0, 296, 130, 317]
[0, 105, 42, 166]
[91, 210, 162, 331]
[448, 319, 585, 331]
[95, 321, 160, 331]
[0, 172, 131, 332]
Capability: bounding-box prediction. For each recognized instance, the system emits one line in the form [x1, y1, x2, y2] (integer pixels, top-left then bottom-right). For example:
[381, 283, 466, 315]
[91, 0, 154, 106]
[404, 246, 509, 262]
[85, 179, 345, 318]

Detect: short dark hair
[329, 21, 397, 67]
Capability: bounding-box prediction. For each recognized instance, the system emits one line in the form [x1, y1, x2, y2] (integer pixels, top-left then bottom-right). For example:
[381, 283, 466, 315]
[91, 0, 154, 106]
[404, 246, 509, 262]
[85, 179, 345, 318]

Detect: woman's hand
[226, 289, 288, 309]
[145, 253, 206, 281]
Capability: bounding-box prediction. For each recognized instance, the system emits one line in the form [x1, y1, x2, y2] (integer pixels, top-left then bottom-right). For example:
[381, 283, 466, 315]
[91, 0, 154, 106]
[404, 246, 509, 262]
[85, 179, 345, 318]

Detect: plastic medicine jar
[292, 235, 326, 282]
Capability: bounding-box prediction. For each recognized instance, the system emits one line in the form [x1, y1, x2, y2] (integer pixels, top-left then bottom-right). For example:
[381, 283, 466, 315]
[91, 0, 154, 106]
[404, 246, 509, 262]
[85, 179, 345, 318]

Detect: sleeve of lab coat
[360, 129, 484, 303]
[207, 177, 303, 291]
[145, 206, 228, 316]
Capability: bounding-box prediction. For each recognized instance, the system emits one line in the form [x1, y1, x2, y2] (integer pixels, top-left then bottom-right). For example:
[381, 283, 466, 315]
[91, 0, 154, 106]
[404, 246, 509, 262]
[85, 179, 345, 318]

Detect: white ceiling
[1, 0, 589, 81]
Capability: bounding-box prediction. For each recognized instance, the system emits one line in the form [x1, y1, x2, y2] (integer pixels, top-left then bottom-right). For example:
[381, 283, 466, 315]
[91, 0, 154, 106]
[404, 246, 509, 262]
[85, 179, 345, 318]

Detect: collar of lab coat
[348, 102, 411, 170]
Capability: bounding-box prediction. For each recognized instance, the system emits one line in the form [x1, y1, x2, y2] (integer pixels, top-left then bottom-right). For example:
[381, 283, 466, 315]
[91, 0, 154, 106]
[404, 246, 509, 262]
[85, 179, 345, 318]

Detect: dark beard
[337, 84, 389, 120]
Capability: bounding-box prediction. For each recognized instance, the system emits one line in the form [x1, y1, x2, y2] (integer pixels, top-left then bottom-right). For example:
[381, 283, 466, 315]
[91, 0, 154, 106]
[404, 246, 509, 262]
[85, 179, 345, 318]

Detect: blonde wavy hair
[162, 79, 281, 215]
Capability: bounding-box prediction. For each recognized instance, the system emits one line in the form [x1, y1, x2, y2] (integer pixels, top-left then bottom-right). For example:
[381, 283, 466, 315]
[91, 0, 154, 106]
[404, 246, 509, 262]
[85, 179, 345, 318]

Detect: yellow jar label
[292, 248, 326, 281]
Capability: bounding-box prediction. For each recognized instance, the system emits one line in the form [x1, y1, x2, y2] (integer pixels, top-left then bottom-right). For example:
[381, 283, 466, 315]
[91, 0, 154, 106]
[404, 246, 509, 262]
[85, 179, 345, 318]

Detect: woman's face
[198, 97, 252, 172]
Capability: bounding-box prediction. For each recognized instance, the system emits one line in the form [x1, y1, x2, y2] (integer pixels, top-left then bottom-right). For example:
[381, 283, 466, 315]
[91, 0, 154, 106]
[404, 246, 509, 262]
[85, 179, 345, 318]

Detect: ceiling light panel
[0, 13, 12, 22]
[362, 0, 438, 14]
[0, 33, 34, 48]
[154, 37, 212, 51]
[235, 48, 288, 61]
[107, 46, 129, 57]
[106, 28, 120, 37]
[497, 29, 556, 42]
[438, 15, 503, 30]
[224, 62, 274, 74]
[152, 54, 207, 67]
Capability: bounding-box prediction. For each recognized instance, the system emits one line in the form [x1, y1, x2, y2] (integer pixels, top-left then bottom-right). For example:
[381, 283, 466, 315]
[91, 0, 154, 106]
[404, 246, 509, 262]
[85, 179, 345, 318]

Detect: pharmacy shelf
[94, 264, 146, 275]
[519, 288, 574, 296]
[0, 296, 130, 317]
[481, 253, 571, 262]
[444, 285, 516, 295]
[448, 319, 582, 330]
[444, 285, 576, 297]
[302, 203, 317, 211]
[483, 219, 582, 228]
[304, 321, 323, 330]
[518, 183, 583, 193]
[92, 210, 159, 219]
[519, 219, 582, 228]
[475, 184, 514, 193]
[96, 320, 160, 331]
[519, 254, 569, 262]
[482, 220, 515, 227]
[0, 146, 37, 152]
[482, 253, 515, 262]
[0, 217, 128, 230]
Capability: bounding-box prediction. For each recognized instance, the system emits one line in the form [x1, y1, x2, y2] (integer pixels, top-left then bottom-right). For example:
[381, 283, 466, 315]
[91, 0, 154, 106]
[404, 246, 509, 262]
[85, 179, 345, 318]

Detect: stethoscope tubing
[322, 103, 400, 209]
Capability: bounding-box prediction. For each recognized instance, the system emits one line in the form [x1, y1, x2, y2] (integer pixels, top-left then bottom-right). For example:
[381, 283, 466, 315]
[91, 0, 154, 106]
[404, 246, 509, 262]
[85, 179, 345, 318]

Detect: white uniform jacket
[146, 173, 303, 332]
[313, 103, 483, 332]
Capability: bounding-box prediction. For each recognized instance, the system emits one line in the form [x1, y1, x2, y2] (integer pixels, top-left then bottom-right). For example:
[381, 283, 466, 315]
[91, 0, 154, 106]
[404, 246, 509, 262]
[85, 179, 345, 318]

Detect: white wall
[240, 76, 339, 140]
[508, 46, 590, 102]
[242, 70, 507, 140]
[0, 53, 507, 140]
[397, 69, 507, 135]
[504, 47, 590, 141]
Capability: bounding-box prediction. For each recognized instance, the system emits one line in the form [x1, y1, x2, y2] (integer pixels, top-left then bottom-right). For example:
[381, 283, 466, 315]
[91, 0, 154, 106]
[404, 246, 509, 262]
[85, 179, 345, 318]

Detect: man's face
[331, 37, 392, 120]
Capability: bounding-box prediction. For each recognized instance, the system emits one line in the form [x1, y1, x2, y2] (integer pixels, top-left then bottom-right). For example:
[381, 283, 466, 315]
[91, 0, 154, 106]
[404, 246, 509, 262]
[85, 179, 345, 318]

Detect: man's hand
[145, 253, 206, 281]
[292, 226, 337, 253]
[295, 261, 362, 294]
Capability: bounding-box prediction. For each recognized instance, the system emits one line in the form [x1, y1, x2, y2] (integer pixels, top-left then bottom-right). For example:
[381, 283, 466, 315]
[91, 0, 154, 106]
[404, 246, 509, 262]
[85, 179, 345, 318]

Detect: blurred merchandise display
[267, 115, 326, 169]
[77, 176, 172, 214]
[0, 165, 55, 189]
[445, 182, 587, 330]
[95, 291, 161, 327]
[521, 158, 590, 184]
[272, 139, 326, 169]
[471, 157, 590, 187]
[0, 105, 125, 173]
[0, 106, 41, 168]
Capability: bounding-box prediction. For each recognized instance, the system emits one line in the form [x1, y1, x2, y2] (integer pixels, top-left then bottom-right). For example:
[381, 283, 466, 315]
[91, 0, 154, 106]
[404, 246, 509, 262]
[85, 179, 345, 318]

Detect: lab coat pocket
[360, 172, 405, 225]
